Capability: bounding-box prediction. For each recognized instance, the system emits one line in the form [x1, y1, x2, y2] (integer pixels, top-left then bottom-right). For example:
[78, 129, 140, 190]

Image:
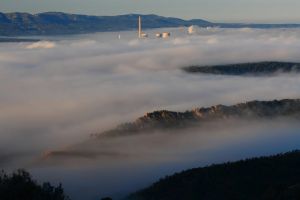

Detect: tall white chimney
[138, 16, 142, 38]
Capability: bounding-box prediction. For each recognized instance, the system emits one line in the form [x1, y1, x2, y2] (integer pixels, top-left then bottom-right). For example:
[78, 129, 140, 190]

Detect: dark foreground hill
[183, 61, 300, 76]
[94, 99, 300, 138]
[127, 150, 300, 200]
[0, 169, 69, 200]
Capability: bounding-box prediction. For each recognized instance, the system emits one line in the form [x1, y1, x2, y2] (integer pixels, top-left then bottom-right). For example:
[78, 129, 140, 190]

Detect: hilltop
[94, 99, 300, 138]
[183, 61, 300, 76]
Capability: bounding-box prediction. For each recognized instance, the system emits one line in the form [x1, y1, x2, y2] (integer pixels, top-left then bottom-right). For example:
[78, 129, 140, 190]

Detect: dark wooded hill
[183, 61, 300, 76]
[127, 150, 300, 200]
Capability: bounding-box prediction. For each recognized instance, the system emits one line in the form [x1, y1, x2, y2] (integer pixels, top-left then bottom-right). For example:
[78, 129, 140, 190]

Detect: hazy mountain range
[1, 12, 300, 36]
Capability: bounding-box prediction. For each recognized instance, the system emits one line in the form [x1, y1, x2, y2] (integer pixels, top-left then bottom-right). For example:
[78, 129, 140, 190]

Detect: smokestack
[138, 16, 142, 38]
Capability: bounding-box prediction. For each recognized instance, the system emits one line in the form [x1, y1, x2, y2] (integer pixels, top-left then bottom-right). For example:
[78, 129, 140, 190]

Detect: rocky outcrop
[183, 62, 300, 76]
[95, 99, 300, 138]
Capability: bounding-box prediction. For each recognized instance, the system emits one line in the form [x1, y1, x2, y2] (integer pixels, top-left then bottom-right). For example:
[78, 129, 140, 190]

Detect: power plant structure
[155, 32, 171, 38]
[135, 16, 216, 40]
[138, 16, 148, 38]
[138, 16, 170, 39]
[188, 25, 196, 34]
[162, 32, 171, 38]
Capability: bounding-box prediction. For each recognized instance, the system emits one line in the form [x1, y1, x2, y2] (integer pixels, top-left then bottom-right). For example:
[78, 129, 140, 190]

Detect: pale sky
[1, 0, 300, 23]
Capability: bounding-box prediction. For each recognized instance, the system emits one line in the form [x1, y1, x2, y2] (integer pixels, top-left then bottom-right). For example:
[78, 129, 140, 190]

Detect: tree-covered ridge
[0, 169, 69, 200]
[127, 151, 300, 200]
[183, 61, 300, 75]
[94, 99, 300, 138]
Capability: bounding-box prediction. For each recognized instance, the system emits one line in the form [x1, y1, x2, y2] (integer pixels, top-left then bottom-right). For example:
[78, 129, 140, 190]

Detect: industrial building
[138, 16, 170, 39]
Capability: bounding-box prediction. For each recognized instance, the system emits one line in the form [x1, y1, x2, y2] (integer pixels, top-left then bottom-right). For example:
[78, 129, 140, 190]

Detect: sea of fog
[1, 27, 300, 200]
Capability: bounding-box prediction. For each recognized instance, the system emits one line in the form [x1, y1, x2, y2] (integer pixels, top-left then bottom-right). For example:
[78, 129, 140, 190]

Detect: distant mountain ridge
[95, 99, 300, 138]
[0, 12, 210, 36]
[1, 12, 300, 36]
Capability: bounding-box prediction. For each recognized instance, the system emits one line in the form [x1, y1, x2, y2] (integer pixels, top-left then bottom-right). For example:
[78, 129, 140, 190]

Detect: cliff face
[96, 99, 300, 137]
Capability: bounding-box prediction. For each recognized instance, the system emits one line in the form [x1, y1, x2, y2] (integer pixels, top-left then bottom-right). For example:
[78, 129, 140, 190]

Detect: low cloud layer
[25, 41, 56, 49]
[1, 27, 300, 161]
[1, 27, 300, 199]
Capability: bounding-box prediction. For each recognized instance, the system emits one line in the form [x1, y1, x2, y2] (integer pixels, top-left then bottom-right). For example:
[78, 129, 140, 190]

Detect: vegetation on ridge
[127, 150, 300, 200]
[94, 99, 300, 138]
[0, 169, 69, 200]
[183, 61, 300, 75]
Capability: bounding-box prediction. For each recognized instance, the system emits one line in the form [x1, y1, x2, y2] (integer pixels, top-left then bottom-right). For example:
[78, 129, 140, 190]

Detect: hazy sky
[1, 0, 300, 23]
